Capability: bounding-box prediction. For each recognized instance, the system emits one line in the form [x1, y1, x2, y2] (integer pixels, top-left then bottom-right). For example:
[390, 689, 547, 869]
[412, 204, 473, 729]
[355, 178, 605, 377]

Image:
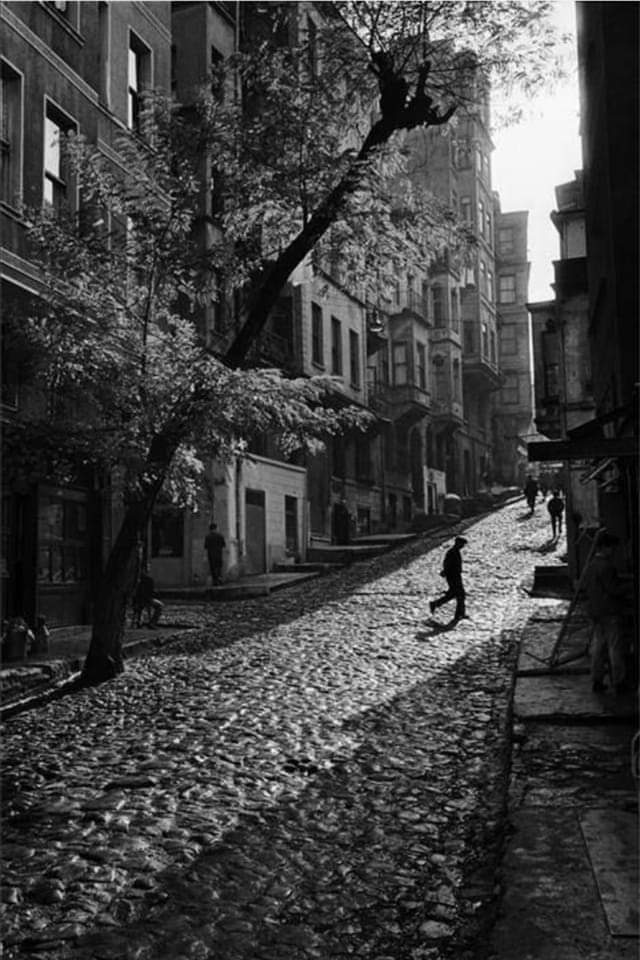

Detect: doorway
[245, 489, 266, 574]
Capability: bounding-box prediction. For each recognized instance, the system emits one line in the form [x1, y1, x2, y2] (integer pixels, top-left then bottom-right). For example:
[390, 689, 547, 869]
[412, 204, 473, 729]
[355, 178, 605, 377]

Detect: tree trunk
[82, 432, 179, 684]
[225, 118, 395, 367]
[81, 497, 151, 684]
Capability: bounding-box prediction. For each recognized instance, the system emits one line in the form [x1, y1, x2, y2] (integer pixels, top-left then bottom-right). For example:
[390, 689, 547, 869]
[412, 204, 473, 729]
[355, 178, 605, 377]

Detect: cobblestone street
[2, 500, 561, 960]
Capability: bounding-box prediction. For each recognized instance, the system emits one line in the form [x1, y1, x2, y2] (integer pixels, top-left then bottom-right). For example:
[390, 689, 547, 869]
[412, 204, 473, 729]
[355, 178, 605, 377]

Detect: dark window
[151, 506, 184, 558]
[1, 61, 22, 207]
[464, 322, 474, 354]
[331, 316, 342, 375]
[349, 329, 360, 386]
[332, 436, 346, 478]
[393, 341, 408, 385]
[311, 302, 323, 365]
[432, 285, 445, 327]
[416, 342, 426, 389]
[37, 490, 88, 584]
[285, 495, 298, 556]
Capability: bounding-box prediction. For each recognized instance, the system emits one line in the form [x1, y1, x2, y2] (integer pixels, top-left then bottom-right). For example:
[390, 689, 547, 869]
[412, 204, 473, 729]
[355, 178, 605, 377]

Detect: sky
[491, 1, 582, 302]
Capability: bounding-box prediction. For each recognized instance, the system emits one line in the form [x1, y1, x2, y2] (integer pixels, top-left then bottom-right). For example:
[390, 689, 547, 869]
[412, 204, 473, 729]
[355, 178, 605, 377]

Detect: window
[381, 343, 390, 384]
[98, 2, 110, 104]
[331, 316, 342, 375]
[332, 436, 346, 478]
[475, 148, 482, 172]
[44, 102, 76, 211]
[460, 197, 471, 223]
[490, 330, 496, 363]
[393, 341, 408, 385]
[151, 505, 184, 558]
[453, 358, 461, 402]
[416, 342, 426, 390]
[393, 278, 401, 305]
[432, 285, 445, 327]
[478, 199, 485, 236]
[481, 322, 489, 357]
[37, 489, 88, 584]
[128, 32, 151, 132]
[1, 60, 22, 208]
[498, 227, 514, 254]
[311, 302, 323, 366]
[487, 270, 494, 303]
[479, 260, 487, 296]
[349, 329, 360, 387]
[285, 496, 298, 556]
[501, 324, 517, 355]
[406, 273, 415, 310]
[502, 373, 520, 405]
[485, 210, 492, 245]
[464, 322, 474, 354]
[211, 44, 224, 99]
[498, 274, 517, 304]
[355, 436, 370, 482]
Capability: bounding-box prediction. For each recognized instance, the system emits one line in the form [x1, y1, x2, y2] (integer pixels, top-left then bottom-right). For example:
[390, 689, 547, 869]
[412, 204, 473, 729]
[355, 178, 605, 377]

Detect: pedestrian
[33, 615, 50, 655]
[133, 567, 163, 628]
[583, 532, 632, 695]
[523, 476, 539, 513]
[204, 523, 226, 585]
[429, 536, 468, 622]
[547, 490, 565, 539]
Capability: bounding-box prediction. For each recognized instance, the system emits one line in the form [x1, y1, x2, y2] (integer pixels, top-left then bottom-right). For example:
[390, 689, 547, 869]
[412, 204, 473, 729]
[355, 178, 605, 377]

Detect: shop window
[151, 506, 184, 558]
[38, 491, 88, 584]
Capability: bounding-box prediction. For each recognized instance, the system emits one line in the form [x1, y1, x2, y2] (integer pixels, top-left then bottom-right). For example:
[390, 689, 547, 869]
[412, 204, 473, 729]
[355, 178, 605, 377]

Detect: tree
[191, 0, 571, 365]
[12, 103, 370, 683]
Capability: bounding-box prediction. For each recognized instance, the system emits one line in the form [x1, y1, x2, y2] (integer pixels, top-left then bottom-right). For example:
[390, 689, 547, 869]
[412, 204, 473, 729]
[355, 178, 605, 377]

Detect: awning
[528, 435, 638, 461]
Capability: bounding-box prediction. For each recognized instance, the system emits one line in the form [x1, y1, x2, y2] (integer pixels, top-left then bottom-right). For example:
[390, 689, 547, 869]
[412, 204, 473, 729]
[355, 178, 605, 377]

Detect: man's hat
[455, 536, 468, 547]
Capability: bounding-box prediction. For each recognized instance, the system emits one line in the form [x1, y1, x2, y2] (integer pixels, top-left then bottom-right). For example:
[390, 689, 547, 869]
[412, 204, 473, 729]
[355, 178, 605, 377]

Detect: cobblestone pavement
[1, 500, 561, 960]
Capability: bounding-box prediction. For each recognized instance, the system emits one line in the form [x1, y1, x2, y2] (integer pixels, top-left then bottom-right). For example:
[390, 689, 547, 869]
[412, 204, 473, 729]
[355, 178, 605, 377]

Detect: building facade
[1, 0, 172, 624]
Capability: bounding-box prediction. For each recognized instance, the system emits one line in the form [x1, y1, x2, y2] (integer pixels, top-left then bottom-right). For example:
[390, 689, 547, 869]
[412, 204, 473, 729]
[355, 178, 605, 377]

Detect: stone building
[493, 204, 534, 487]
[1, 0, 172, 624]
[528, 1, 638, 585]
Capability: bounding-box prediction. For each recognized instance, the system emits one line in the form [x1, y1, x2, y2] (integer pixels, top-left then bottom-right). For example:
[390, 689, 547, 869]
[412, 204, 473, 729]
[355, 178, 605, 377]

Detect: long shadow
[36, 641, 517, 960]
[415, 617, 460, 639]
[511, 538, 560, 556]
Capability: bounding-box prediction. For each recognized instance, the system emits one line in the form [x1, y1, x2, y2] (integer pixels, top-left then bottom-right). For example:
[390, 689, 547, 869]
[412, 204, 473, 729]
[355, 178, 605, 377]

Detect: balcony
[431, 398, 464, 429]
[462, 353, 501, 389]
[389, 291, 429, 326]
[369, 382, 430, 425]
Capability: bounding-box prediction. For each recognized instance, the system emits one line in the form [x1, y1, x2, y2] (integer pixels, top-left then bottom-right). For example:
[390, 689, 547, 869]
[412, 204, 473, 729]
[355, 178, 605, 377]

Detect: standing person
[205, 523, 226, 585]
[523, 476, 539, 513]
[583, 532, 632, 694]
[429, 536, 468, 622]
[547, 490, 565, 539]
[133, 567, 163, 628]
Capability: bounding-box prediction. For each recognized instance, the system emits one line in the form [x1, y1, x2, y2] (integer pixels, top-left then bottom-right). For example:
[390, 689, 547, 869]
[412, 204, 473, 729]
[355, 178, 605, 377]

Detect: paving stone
[1, 502, 560, 959]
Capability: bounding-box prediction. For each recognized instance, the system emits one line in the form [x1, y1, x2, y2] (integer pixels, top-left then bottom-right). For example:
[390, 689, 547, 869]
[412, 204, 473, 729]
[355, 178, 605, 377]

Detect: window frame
[349, 328, 360, 388]
[331, 315, 342, 375]
[43, 97, 77, 212]
[498, 274, 517, 304]
[0, 58, 24, 210]
[128, 30, 152, 133]
[311, 301, 324, 367]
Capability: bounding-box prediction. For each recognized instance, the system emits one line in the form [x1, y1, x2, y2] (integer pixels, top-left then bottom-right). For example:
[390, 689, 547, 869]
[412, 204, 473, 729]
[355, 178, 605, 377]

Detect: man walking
[430, 536, 468, 622]
[205, 523, 226, 585]
[547, 490, 565, 539]
[523, 476, 539, 513]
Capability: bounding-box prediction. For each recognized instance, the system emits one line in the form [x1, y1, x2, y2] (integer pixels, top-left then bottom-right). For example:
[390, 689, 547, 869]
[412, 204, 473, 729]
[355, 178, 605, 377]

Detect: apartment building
[529, 1, 638, 585]
[493, 204, 534, 486]
[1, 0, 172, 624]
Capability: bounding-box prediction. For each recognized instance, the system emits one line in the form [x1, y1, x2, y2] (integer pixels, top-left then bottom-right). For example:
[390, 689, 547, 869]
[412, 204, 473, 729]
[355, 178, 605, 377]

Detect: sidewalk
[488, 597, 639, 959]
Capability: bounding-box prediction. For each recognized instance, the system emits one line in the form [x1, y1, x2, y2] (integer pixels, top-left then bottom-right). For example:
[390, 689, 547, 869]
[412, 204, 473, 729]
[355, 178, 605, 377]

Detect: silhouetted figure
[547, 490, 565, 539]
[133, 569, 163, 628]
[583, 532, 632, 694]
[205, 523, 226, 585]
[429, 537, 468, 622]
[523, 476, 539, 513]
[34, 615, 50, 655]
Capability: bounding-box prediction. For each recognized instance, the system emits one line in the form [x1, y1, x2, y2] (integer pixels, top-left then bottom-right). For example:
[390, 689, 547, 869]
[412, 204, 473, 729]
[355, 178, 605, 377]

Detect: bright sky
[491, 1, 582, 302]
